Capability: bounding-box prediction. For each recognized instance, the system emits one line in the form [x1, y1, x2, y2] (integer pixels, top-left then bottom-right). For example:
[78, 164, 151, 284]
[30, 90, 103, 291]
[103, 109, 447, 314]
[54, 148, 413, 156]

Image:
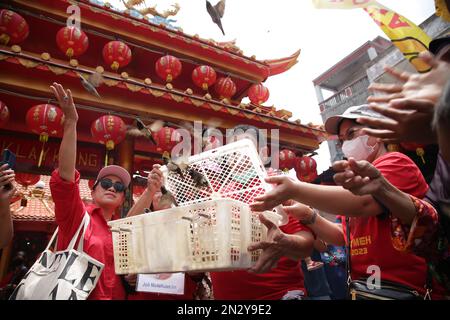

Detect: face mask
[342, 135, 375, 161]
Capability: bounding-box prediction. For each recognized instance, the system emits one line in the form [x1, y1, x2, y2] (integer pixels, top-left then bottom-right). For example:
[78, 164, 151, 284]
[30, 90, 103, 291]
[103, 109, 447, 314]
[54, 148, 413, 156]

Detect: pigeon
[77, 72, 103, 98]
[188, 168, 209, 188]
[162, 153, 189, 179]
[126, 118, 164, 145]
[206, 0, 226, 35]
[159, 185, 178, 207]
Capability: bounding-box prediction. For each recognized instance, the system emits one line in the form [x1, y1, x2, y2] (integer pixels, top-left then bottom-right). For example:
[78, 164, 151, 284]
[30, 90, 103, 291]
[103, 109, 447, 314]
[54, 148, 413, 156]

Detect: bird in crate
[159, 185, 179, 207]
[133, 173, 178, 208]
[162, 153, 189, 179]
[188, 168, 209, 189]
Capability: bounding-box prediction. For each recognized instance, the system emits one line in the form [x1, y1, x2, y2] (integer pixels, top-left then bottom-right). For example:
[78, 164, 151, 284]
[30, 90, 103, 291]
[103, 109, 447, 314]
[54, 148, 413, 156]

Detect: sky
[110, 0, 436, 172]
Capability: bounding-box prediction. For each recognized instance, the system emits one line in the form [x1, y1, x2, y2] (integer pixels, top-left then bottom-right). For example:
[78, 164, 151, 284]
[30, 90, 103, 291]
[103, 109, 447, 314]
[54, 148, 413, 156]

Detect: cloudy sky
[110, 0, 436, 172]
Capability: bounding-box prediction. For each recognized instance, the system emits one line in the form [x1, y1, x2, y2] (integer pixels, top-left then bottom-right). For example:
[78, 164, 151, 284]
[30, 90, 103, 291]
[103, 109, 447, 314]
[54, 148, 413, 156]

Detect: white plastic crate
[109, 199, 282, 274]
[109, 139, 287, 274]
[162, 138, 287, 225]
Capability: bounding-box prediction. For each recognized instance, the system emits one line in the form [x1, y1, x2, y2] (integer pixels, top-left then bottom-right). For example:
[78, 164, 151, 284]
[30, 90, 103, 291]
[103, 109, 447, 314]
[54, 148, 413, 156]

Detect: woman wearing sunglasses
[48, 83, 143, 300]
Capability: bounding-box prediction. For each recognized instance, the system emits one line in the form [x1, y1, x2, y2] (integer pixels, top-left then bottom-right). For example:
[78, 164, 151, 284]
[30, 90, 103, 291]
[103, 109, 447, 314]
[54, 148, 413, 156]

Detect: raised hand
[357, 99, 436, 144]
[367, 51, 450, 105]
[50, 82, 78, 123]
[147, 164, 163, 195]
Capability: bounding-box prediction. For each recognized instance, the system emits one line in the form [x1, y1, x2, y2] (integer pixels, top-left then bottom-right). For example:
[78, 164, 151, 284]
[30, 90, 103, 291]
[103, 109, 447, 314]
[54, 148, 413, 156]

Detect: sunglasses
[94, 178, 126, 193]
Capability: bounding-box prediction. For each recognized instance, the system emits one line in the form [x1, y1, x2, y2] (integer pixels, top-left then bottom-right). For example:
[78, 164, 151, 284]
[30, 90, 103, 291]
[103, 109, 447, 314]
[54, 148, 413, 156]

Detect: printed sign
[136, 273, 185, 295]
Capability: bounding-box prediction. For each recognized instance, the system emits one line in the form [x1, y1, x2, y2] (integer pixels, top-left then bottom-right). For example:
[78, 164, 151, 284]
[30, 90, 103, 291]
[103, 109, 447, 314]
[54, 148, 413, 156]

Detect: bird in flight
[206, 0, 226, 35]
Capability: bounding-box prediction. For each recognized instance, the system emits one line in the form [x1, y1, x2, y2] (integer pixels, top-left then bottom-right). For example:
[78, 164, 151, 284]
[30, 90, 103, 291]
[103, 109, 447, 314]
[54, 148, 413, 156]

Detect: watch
[301, 208, 318, 225]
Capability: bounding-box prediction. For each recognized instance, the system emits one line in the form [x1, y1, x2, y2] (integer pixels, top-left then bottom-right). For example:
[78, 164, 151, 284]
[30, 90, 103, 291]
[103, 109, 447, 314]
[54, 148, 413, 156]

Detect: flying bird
[206, 0, 226, 35]
[126, 118, 164, 145]
[77, 71, 103, 98]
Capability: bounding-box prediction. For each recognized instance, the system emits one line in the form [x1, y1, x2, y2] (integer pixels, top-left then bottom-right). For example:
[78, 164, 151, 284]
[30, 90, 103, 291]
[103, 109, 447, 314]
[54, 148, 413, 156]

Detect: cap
[324, 104, 386, 135]
[95, 165, 131, 188]
[429, 34, 450, 55]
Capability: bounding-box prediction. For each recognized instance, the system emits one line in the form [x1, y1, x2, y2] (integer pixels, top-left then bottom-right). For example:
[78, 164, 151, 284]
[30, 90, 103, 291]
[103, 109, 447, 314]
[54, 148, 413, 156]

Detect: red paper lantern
[56, 26, 89, 59]
[192, 65, 217, 91]
[0, 100, 9, 128]
[215, 77, 237, 100]
[0, 10, 29, 45]
[102, 41, 132, 71]
[248, 83, 270, 105]
[15, 173, 40, 187]
[295, 156, 318, 183]
[278, 149, 296, 171]
[400, 142, 426, 164]
[26, 104, 64, 167]
[153, 126, 182, 154]
[91, 115, 127, 166]
[155, 55, 182, 83]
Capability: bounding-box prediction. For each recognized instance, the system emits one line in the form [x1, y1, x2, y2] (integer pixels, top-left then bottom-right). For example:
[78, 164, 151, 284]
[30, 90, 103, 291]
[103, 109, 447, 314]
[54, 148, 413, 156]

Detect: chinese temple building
[0, 0, 327, 279]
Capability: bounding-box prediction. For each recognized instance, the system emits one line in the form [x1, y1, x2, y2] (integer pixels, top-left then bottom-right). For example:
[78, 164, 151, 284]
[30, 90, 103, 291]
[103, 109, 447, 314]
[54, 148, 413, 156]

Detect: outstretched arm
[50, 83, 78, 182]
[250, 176, 382, 218]
[333, 158, 416, 225]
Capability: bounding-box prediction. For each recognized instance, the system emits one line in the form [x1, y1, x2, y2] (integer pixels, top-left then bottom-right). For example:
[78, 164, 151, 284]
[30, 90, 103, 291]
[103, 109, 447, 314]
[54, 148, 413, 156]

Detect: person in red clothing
[124, 165, 199, 300]
[207, 125, 315, 300]
[49, 83, 148, 300]
[251, 105, 445, 299]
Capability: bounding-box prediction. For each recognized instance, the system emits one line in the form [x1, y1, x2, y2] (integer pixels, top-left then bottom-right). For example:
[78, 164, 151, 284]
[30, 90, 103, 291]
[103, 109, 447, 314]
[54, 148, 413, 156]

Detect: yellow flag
[313, 0, 432, 72]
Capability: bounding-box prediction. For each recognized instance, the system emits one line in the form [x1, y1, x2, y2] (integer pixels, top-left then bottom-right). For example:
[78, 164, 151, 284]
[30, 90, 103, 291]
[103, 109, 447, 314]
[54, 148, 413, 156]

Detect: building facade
[314, 14, 449, 163]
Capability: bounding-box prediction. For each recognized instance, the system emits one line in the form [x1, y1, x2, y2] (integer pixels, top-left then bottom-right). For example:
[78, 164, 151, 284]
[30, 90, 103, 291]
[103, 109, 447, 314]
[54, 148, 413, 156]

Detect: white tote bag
[10, 213, 104, 300]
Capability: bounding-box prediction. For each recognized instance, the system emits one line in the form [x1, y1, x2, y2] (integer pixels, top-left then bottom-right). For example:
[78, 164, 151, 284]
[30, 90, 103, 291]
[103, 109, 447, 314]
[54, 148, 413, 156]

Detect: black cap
[429, 34, 450, 55]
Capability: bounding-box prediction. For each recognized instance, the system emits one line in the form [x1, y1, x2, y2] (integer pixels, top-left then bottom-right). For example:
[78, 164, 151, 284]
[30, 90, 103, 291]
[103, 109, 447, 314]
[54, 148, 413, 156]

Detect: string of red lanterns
[215, 77, 237, 100]
[192, 65, 217, 91]
[0, 9, 29, 46]
[248, 83, 270, 105]
[91, 115, 127, 167]
[155, 55, 182, 83]
[25, 104, 64, 167]
[56, 26, 89, 59]
[295, 156, 318, 183]
[102, 41, 132, 71]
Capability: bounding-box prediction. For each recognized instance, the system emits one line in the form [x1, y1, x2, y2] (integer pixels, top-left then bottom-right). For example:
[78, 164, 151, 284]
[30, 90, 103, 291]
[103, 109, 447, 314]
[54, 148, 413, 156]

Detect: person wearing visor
[251, 104, 445, 299]
[49, 83, 132, 300]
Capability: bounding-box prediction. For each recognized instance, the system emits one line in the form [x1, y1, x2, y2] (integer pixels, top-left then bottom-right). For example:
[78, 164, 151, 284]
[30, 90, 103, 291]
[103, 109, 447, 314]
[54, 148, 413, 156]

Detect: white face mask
[342, 135, 375, 161]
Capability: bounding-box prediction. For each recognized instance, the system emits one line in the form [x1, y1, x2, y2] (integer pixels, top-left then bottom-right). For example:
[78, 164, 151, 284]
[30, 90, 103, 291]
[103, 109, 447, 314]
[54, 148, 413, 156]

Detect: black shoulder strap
[345, 216, 352, 285]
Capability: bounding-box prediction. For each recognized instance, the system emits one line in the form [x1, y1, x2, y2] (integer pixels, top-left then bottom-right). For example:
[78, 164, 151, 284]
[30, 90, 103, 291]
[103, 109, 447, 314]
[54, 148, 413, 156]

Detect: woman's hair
[433, 78, 450, 129]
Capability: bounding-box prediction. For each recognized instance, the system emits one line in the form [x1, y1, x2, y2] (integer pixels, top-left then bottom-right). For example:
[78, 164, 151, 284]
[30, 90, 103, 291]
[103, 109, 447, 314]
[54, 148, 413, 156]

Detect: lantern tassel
[38, 134, 48, 167]
[105, 150, 109, 167]
[38, 141, 45, 167]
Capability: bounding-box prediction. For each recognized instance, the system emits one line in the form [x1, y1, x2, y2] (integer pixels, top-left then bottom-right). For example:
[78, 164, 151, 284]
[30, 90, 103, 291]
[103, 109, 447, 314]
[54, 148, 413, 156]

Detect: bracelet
[301, 208, 318, 225]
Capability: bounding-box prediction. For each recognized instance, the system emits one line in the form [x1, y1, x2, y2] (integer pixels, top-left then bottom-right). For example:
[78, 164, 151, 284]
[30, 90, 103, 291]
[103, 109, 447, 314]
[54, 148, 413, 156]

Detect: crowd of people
[0, 35, 449, 300]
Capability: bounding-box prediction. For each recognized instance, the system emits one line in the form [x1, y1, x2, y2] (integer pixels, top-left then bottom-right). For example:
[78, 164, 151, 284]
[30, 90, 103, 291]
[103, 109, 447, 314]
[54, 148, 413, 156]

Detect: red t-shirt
[210, 216, 311, 300]
[127, 275, 197, 300]
[343, 152, 444, 297]
[50, 169, 126, 300]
